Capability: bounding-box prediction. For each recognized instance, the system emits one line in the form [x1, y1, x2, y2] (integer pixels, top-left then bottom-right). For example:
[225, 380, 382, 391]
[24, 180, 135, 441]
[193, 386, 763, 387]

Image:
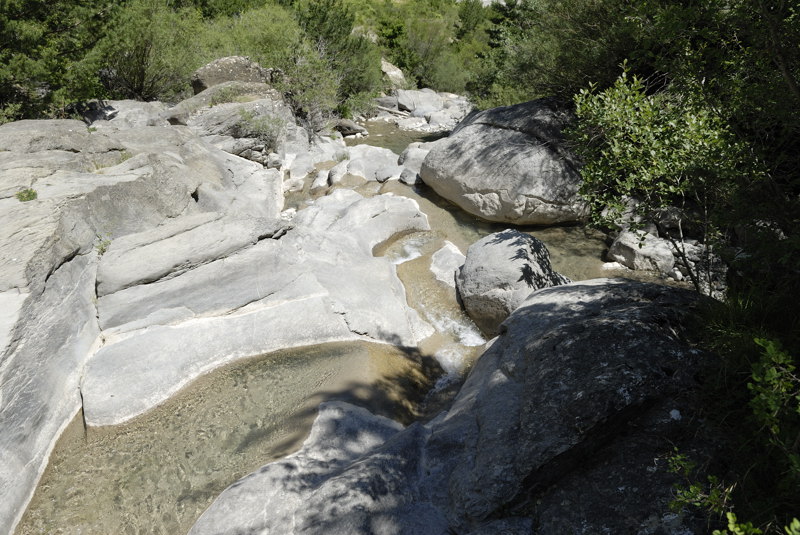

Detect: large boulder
[397, 88, 444, 113]
[190, 279, 714, 535]
[420, 98, 587, 224]
[190, 56, 273, 95]
[608, 230, 675, 273]
[381, 58, 407, 89]
[331, 144, 402, 183]
[456, 229, 570, 335]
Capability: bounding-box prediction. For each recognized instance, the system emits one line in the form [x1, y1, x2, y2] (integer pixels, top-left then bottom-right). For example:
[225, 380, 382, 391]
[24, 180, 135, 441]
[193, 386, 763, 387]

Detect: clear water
[16, 343, 436, 535]
[344, 119, 447, 154]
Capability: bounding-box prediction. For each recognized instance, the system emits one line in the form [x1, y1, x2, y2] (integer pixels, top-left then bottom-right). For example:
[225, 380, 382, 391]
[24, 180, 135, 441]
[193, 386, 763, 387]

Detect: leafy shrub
[197, 4, 302, 69]
[296, 0, 382, 117]
[235, 109, 286, 151]
[569, 68, 756, 292]
[91, 0, 203, 101]
[276, 39, 339, 132]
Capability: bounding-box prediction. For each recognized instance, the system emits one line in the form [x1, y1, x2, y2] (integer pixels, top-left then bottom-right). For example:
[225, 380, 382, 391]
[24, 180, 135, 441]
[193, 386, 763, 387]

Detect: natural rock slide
[3, 57, 716, 534]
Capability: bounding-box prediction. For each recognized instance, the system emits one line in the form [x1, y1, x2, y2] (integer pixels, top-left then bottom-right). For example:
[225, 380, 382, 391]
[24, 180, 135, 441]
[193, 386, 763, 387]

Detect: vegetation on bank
[2, 0, 797, 530]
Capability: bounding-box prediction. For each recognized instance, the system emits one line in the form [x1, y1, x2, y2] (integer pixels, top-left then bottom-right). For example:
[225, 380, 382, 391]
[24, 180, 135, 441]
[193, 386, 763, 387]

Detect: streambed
[15, 124, 625, 535]
[16, 343, 435, 535]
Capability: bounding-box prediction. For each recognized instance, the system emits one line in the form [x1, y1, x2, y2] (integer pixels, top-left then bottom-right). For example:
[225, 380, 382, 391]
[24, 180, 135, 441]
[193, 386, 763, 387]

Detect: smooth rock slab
[82, 294, 357, 426]
[85, 191, 433, 425]
[96, 213, 282, 296]
[0, 255, 100, 534]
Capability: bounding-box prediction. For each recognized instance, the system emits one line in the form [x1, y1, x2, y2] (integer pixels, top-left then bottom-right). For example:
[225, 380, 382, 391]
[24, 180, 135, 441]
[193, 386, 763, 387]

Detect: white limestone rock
[608, 230, 675, 273]
[430, 241, 465, 288]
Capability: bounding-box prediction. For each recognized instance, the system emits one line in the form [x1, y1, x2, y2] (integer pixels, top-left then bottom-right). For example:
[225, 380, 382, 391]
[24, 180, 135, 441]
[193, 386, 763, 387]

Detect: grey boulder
[420, 98, 587, 224]
[608, 229, 676, 273]
[191, 56, 273, 95]
[456, 229, 570, 335]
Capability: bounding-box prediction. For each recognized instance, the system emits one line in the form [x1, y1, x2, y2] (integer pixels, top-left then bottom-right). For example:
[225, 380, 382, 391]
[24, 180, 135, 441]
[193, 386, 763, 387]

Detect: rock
[398, 144, 429, 175]
[375, 95, 399, 110]
[420, 98, 587, 225]
[190, 279, 712, 535]
[397, 88, 444, 113]
[381, 58, 407, 89]
[427, 110, 452, 128]
[189, 401, 410, 535]
[333, 119, 367, 136]
[96, 214, 282, 296]
[188, 96, 292, 139]
[165, 81, 279, 125]
[310, 169, 330, 192]
[82, 189, 433, 425]
[456, 229, 570, 335]
[430, 241, 465, 288]
[375, 164, 404, 183]
[190, 56, 272, 95]
[601, 261, 629, 271]
[608, 230, 675, 273]
[396, 116, 428, 130]
[0, 255, 100, 534]
[0, 117, 283, 530]
[328, 160, 349, 185]
[399, 167, 421, 185]
[83, 100, 170, 129]
[339, 144, 401, 182]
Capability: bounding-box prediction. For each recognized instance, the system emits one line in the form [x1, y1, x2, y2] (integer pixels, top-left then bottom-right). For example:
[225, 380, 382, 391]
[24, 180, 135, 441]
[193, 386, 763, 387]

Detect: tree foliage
[0, 0, 111, 121]
[91, 0, 203, 102]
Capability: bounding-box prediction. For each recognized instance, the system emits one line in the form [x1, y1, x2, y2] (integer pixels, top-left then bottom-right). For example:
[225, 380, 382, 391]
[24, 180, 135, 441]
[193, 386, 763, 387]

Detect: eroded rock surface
[83, 190, 433, 426]
[420, 98, 587, 224]
[0, 108, 432, 532]
[191, 279, 713, 535]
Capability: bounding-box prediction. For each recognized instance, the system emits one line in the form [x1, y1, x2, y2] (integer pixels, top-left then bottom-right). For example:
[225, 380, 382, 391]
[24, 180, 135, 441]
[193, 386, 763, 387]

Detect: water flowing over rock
[420, 98, 587, 224]
[190, 279, 713, 535]
[456, 229, 570, 335]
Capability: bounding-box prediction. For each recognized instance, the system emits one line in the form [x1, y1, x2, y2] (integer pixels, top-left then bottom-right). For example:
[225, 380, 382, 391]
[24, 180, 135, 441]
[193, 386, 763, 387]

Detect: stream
[15, 122, 621, 535]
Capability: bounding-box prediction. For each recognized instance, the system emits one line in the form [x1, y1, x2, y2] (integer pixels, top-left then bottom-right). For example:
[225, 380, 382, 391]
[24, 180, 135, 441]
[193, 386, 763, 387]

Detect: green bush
[296, 0, 382, 117]
[570, 69, 753, 292]
[197, 4, 302, 69]
[91, 0, 204, 101]
[235, 109, 286, 152]
[15, 188, 38, 202]
[276, 39, 339, 132]
[0, 0, 111, 120]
